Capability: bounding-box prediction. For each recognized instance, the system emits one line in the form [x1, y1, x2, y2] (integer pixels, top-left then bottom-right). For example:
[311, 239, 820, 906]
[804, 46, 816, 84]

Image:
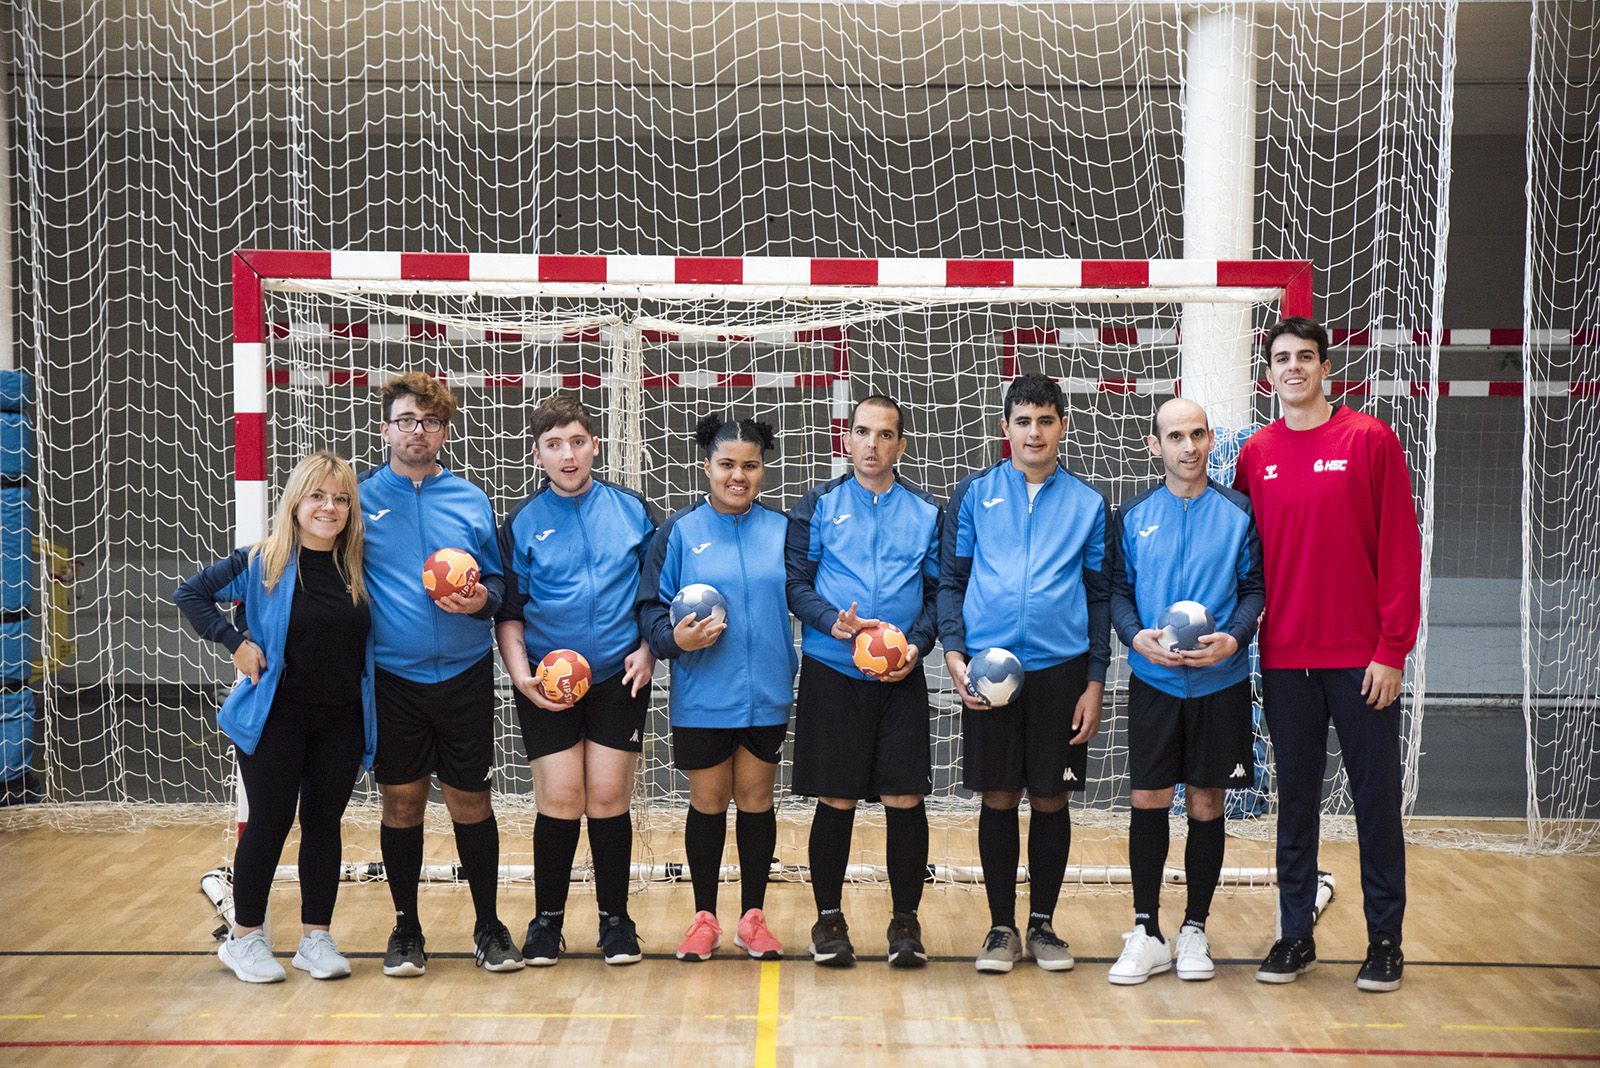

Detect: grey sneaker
[473, 920, 527, 972]
[292, 930, 351, 980]
[1025, 921, 1076, 972]
[1174, 923, 1214, 981]
[974, 925, 1022, 974]
[383, 925, 427, 977]
[218, 929, 286, 984]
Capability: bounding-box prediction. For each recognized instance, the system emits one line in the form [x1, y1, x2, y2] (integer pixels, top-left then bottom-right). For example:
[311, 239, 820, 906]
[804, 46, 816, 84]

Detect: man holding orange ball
[359, 372, 522, 977]
[495, 394, 658, 968]
[785, 395, 942, 969]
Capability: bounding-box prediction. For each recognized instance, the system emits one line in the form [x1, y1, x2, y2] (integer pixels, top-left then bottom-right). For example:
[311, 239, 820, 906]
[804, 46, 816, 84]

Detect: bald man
[1104, 398, 1265, 985]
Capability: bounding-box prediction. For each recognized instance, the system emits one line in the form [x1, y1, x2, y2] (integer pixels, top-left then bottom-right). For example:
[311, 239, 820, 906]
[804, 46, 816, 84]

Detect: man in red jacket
[1233, 317, 1421, 993]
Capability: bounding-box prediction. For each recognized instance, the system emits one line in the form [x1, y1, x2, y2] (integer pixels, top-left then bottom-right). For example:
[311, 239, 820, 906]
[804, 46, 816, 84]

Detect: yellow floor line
[754, 960, 781, 1068]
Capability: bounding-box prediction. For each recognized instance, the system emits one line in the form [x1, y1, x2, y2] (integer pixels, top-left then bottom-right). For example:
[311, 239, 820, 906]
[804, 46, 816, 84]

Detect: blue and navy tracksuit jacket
[937, 461, 1112, 680]
[785, 473, 941, 678]
[358, 464, 504, 683]
[1108, 480, 1265, 698]
[637, 499, 797, 728]
[497, 478, 658, 682]
[174, 548, 378, 769]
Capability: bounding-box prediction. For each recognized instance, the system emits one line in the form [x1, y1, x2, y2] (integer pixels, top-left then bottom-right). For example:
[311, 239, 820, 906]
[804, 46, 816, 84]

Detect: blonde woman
[175, 451, 377, 983]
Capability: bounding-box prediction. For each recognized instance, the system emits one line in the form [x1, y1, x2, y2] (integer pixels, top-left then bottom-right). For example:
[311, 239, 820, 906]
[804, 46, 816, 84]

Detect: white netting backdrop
[4, 1, 1520, 868]
[1523, 1, 1600, 855]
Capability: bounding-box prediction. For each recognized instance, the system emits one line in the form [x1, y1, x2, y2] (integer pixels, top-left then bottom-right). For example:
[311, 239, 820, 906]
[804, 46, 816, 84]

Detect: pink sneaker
[734, 908, 783, 960]
[676, 911, 722, 962]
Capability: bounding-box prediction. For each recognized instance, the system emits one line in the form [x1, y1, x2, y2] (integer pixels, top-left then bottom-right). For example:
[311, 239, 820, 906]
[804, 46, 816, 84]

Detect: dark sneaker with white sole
[809, 912, 855, 967]
[1355, 937, 1404, 992]
[598, 915, 643, 965]
[885, 912, 927, 969]
[473, 920, 526, 972]
[1255, 937, 1317, 983]
[383, 925, 427, 978]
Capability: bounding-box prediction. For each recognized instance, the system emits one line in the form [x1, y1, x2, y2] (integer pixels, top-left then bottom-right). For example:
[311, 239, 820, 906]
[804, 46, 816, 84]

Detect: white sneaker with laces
[1174, 923, 1214, 981]
[218, 929, 287, 984]
[1107, 927, 1172, 986]
[293, 930, 352, 979]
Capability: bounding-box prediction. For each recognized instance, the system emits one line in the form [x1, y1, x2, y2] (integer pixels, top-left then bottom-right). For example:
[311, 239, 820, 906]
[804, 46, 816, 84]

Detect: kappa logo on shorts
[535, 528, 557, 542]
[1137, 524, 1160, 538]
[1263, 465, 1280, 481]
[367, 508, 391, 522]
[691, 541, 713, 555]
[981, 497, 1005, 509]
[831, 513, 852, 525]
[1230, 763, 1247, 779]
[1062, 767, 1077, 783]
[630, 729, 641, 743]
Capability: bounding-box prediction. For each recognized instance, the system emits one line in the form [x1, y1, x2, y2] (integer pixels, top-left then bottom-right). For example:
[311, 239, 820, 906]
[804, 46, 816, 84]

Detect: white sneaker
[218, 930, 286, 984]
[292, 930, 352, 980]
[1108, 927, 1172, 986]
[1174, 923, 1214, 981]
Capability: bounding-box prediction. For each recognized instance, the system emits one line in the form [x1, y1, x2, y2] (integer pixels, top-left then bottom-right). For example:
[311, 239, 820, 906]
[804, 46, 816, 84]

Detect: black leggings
[233, 700, 365, 928]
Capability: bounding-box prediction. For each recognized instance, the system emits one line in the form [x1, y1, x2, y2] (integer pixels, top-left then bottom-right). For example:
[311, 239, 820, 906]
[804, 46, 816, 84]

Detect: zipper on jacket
[1020, 475, 1037, 664]
[1180, 494, 1192, 698]
[870, 488, 882, 617]
[416, 479, 441, 678]
[735, 512, 754, 725]
[574, 493, 598, 637]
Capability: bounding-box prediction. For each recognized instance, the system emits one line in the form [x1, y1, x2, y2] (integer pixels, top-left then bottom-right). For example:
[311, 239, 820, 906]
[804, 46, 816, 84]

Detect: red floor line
[0, 1040, 1595, 1060]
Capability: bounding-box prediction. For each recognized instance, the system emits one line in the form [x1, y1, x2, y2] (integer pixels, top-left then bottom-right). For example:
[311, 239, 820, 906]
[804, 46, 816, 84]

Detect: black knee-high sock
[978, 803, 1020, 930]
[453, 815, 501, 930]
[587, 812, 634, 919]
[1026, 805, 1071, 927]
[1129, 806, 1170, 937]
[685, 806, 727, 916]
[885, 801, 929, 916]
[533, 813, 582, 920]
[1184, 815, 1226, 928]
[382, 822, 425, 933]
[736, 806, 777, 914]
[808, 802, 855, 914]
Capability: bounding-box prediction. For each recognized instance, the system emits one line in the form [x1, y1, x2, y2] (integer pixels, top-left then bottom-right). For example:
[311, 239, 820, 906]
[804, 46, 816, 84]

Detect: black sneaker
[522, 915, 565, 966]
[885, 912, 928, 969]
[598, 914, 643, 966]
[809, 912, 855, 967]
[383, 925, 427, 978]
[473, 920, 527, 972]
[1255, 937, 1317, 984]
[1356, 937, 1404, 992]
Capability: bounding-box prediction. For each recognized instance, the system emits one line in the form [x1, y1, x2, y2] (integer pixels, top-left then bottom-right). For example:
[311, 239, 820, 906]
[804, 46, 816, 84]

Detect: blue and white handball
[965, 647, 1024, 708]
[670, 582, 728, 627]
[1157, 600, 1216, 652]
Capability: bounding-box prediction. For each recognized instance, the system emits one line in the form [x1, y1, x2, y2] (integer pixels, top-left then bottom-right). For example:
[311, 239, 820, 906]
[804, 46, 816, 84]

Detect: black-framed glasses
[390, 415, 447, 433]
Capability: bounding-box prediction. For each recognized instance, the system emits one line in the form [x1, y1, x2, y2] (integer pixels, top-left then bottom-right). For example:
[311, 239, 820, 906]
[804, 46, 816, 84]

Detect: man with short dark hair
[786, 395, 941, 969]
[1235, 317, 1422, 992]
[360, 372, 524, 976]
[1107, 397, 1264, 985]
[939, 373, 1111, 974]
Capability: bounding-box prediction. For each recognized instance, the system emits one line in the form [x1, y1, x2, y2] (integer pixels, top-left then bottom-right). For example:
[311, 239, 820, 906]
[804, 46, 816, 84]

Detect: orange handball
[535, 648, 592, 704]
[852, 622, 910, 678]
[421, 547, 479, 601]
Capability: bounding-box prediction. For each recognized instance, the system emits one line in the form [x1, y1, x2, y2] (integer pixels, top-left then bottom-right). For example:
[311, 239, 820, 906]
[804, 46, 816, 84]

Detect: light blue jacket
[358, 464, 503, 683]
[637, 499, 797, 728]
[174, 547, 377, 768]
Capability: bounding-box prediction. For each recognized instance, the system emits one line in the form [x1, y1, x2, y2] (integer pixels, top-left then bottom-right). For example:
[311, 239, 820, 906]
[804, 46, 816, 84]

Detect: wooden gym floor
[1, 819, 1597, 1066]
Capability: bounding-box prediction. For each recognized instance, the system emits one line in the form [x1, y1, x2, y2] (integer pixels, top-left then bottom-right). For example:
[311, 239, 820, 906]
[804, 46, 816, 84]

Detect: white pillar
[0, 34, 14, 373]
[1180, 6, 1258, 431]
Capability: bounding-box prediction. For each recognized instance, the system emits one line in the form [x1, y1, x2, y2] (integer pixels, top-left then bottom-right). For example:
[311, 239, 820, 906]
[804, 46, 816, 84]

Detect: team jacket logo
[1230, 763, 1247, 779]
[367, 508, 391, 522]
[831, 513, 852, 525]
[535, 529, 557, 542]
[691, 541, 713, 555]
[1137, 524, 1160, 538]
[981, 497, 1005, 509]
[1313, 458, 1348, 472]
[1263, 465, 1280, 481]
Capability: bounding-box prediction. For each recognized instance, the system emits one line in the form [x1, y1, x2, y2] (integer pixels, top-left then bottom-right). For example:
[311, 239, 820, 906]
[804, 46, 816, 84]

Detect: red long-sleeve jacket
[1232, 405, 1423, 670]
